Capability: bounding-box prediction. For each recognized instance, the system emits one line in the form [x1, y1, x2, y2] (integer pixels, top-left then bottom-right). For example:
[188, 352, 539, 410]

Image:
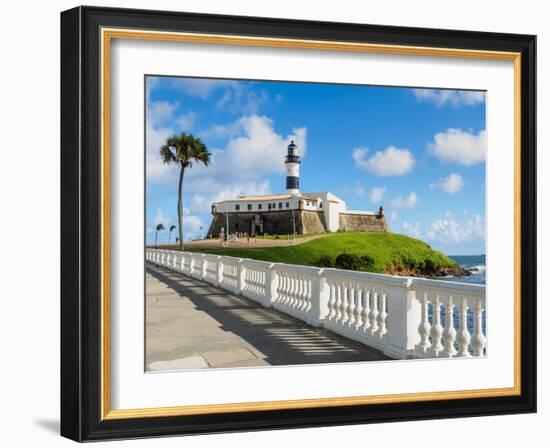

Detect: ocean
[446, 254, 486, 285]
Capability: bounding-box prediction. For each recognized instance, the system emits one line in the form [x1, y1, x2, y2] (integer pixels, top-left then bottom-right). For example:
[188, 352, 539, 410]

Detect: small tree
[168, 224, 176, 243]
[154, 223, 165, 248]
[160, 133, 211, 251]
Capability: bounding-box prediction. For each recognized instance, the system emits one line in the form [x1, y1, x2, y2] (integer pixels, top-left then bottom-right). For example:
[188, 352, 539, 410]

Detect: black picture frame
[61, 5, 536, 442]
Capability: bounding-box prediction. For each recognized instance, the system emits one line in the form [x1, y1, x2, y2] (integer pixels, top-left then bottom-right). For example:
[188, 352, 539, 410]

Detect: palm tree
[154, 223, 165, 248]
[168, 224, 176, 243]
[160, 133, 211, 251]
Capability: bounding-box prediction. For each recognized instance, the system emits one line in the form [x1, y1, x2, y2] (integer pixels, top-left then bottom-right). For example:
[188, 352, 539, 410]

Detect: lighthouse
[285, 140, 301, 195]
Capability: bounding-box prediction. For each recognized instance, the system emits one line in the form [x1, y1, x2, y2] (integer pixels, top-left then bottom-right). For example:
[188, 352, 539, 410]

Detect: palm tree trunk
[177, 165, 185, 251]
[155, 231, 158, 248]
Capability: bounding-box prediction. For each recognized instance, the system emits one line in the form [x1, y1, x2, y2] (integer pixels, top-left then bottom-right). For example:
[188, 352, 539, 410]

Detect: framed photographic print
[60, 6, 537, 442]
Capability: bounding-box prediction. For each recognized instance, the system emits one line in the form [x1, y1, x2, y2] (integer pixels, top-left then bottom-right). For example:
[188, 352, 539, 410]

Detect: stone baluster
[327, 283, 336, 320]
[288, 275, 295, 307]
[354, 283, 363, 329]
[430, 293, 444, 354]
[377, 291, 388, 337]
[335, 284, 342, 322]
[471, 298, 486, 356]
[456, 298, 471, 357]
[216, 258, 223, 286]
[417, 292, 431, 352]
[347, 283, 356, 327]
[369, 289, 379, 335]
[298, 276, 304, 310]
[280, 273, 288, 304]
[361, 287, 371, 332]
[340, 283, 349, 325]
[442, 296, 457, 357]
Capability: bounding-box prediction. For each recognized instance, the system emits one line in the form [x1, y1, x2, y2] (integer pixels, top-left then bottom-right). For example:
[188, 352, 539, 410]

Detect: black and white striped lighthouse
[285, 140, 301, 195]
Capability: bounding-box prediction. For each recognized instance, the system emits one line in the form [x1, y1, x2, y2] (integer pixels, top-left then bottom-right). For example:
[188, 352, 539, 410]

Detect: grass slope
[187, 232, 458, 274]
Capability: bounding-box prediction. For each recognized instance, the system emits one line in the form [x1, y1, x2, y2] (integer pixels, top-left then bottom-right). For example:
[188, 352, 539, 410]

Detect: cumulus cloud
[165, 78, 234, 99]
[402, 221, 423, 239]
[427, 128, 486, 166]
[352, 146, 415, 176]
[189, 181, 271, 214]
[429, 173, 465, 194]
[152, 208, 172, 228]
[193, 115, 307, 185]
[426, 214, 485, 243]
[145, 99, 197, 184]
[401, 214, 485, 245]
[390, 192, 418, 209]
[216, 83, 269, 115]
[413, 89, 485, 107]
[369, 186, 387, 204]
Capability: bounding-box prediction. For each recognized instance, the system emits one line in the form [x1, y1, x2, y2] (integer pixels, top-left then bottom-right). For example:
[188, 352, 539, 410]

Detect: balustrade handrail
[145, 248, 486, 360]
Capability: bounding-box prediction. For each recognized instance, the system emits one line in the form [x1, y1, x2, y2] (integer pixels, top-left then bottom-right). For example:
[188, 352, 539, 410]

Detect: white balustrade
[145, 248, 486, 360]
[411, 278, 486, 358]
[219, 257, 240, 291]
[240, 259, 271, 305]
[271, 264, 321, 325]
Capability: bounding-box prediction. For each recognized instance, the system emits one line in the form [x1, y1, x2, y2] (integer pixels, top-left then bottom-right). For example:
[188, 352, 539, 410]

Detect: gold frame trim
[100, 28, 522, 421]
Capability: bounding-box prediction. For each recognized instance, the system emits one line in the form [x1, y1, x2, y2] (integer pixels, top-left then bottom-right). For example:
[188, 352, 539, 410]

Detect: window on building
[319, 202, 323, 208]
[247, 204, 252, 211]
[235, 223, 239, 230]
[235, 204, 240, 211]
[268, 203, 271, 210]
[286, 202, 289, 208]
[278, 202, 282, 209]
[258, 204, 262, 210]
[306, 201, 310, 206]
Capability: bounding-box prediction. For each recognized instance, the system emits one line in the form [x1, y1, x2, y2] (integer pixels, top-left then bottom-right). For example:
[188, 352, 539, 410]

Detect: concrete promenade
[146, 264, 389, 371]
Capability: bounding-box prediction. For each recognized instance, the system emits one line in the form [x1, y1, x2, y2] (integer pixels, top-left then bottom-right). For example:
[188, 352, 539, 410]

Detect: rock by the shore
[384, 265, 472, 278]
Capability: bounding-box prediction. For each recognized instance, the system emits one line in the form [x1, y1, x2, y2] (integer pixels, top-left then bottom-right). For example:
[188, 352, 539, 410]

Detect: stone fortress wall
[208, 209, 388, 237]
[339, 213, 390, 233]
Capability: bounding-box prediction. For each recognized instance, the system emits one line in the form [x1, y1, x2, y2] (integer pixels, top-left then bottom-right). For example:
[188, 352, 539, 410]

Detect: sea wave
[468, 264, 486, 273]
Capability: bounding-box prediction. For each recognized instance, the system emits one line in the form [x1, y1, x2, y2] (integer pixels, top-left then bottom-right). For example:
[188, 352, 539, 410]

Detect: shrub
[316, 255, 335, 268]
[424, 258, 439, 271]
[360, 254, 375, 269]
[274, 234, 280, 240]
[335, 253, 363, 270]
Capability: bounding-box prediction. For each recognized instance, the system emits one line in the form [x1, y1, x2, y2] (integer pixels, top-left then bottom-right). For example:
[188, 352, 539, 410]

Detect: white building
[208, 141, 388, 236]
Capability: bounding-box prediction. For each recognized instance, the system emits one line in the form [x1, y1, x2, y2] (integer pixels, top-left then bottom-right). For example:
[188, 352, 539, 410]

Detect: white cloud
[345, 182, 365, 197]
[216, 83, 268, 114]
[429, 173, 465, 194]
[369, 186, 387, 204]
[175, 111, 195, 131]
[152, 208, 172, 228]
[390, 210, 399, 222]
[193, 115, 307, 185]
[166, 78, 233, 99]
[189, 181, 271, 214]
[390, 192, 418, 209]
[145, 100, 197, 184]
[427, 128, 486, 166]
[352, 146, 415, 176]
[426, 214, 485, 243]
[182, 215, 203, 233]
[413, 89, 485, 107]
[401, 214, 485, 245]
[402, 221, 422, 239]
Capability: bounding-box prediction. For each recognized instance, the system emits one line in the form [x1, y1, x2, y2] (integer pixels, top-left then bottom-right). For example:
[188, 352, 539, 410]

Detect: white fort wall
[147, 249, 486, 360]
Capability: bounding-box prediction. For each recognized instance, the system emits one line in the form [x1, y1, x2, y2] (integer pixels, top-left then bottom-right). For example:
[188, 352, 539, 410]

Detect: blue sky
[146, 76, 486, 255]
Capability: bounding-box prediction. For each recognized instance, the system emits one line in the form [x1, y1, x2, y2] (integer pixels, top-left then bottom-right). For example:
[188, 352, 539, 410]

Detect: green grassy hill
[187, 232, 460, 275]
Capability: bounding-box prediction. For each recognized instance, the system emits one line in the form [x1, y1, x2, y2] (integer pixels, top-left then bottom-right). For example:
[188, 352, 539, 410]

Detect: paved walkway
[146, 264, 389, 371]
